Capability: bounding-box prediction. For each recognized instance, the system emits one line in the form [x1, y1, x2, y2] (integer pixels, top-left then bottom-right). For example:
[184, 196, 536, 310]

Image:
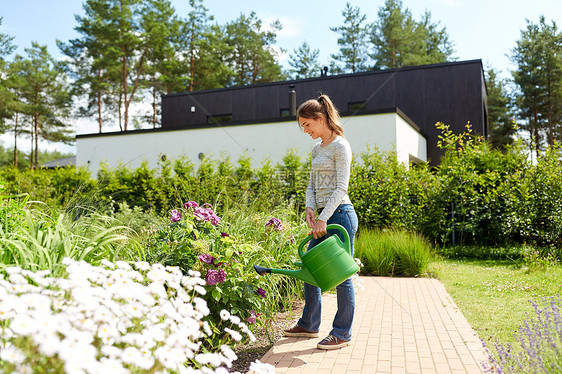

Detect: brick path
[259, 276, 486, 373]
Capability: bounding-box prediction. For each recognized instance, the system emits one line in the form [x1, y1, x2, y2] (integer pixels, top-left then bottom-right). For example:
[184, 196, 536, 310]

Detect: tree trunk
[152, 85, 157, 128]
[13, 113, 18, 167]
[29, 123, 33, 170]
[122, 48, 128, 131]
[97, 68, 103, 133]
[34, 112, 39, 169]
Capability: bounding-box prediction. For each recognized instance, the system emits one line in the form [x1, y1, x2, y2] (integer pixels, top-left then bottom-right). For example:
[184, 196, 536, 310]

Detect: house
[76, 59, 488, 176]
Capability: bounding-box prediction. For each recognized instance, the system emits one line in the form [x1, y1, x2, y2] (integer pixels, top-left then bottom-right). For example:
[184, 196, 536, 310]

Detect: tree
[61, 0, 167, 132]
[224, 12, 284, 86]
[510, 16, 562, 151]
[12, 43, 72, 169]
[0, 17, 16, 128]
[485, 68, 517, 150]
[288, 41, 321, 79]
[190, 23, 233, 90]
[330, 3, 370, 74]
[140, 0, 187, 128]
[58, 0, 123, 133]
[370, 0, 454, 69]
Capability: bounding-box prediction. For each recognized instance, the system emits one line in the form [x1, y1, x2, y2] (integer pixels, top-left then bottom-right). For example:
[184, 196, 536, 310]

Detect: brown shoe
[283, 325, 319, 338]
[317, 335, 350, 350]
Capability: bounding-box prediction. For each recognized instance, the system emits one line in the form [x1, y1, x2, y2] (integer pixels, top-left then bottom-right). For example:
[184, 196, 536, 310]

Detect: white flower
[220, 344, 237, 362]
[224, 327, 242, 342]
[192, 297, 210, 316]
[202, 321, 212, 336]
[101, 259, 116, 269]
[10, 314, 38, 336]
[155, 346, 186, 370]
[36, 333, 61, 356]
[6, 266, 22, 275]
[249, 360, 276, 374]
[115, 261, 132, 270]
[134, 261, 151, 271]
[187, 269, 201, 278]
[98, 357, 128, 374]
[121, 346, 143, 365]
[229, 315, 241, 325]
[194, 285, 207, 295]
[219, 310, 230, 321]
[195, 352, 222, 367]
[100, 345, 122, 358]
[0, 345, 26, 364]
[124, 302, 145, 318]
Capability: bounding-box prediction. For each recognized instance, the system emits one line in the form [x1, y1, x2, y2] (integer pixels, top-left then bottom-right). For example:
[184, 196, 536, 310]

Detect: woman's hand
[311, 219, 327, 239]
[305, 207, 315, 229]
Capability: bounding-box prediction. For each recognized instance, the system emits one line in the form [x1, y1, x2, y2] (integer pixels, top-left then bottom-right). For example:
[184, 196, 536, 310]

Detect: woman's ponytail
[297, 94, 344, 136]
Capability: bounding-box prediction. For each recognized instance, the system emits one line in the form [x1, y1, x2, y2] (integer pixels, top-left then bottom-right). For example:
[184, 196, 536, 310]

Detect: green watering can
[254, 224, 359, 292]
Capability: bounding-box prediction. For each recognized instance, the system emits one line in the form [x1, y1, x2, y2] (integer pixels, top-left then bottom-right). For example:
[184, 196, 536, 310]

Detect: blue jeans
[297, 204, 359, 341]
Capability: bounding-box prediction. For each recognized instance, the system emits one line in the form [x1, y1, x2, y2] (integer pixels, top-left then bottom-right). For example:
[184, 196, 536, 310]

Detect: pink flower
[184, 201, 198, 209]
[246, 310, 257, 324]
[198, 254, 216, 265]
[205, 269, 226, 286]
[170, 209, 182, 222]
[265, 217, 284, 231]
[257, 287, 266, 298]
[194, 206, 221, 226]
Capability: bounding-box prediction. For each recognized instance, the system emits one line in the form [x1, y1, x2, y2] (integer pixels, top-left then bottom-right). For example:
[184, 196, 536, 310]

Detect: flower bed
[0, 258, 274, 373]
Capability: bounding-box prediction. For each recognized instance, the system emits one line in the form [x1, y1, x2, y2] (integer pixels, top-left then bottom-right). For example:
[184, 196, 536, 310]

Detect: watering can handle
[297, 224, 351, 258]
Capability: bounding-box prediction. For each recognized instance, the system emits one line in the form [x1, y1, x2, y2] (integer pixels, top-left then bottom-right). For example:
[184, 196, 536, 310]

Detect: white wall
[76, 112, 426, 176]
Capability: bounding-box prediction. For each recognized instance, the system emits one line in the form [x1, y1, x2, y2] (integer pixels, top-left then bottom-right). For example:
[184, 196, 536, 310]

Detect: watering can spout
[253, 224, 359, 292]
[253, 265, 318, 287]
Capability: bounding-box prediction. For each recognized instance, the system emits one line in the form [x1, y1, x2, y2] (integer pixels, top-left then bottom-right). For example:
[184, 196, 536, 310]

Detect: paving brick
[258, 277, 485, 374]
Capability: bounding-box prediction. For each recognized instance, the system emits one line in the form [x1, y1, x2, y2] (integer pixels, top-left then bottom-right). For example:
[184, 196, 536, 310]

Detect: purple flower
[289, 234, 295, 244]
[205, 269, 226, 286]
[193, 206, 221, 226]
[265, 217, 284, 231]
[246, 310, 257, 324]
[257, 287, 266, 298]
[184, 201, 198, 209]
[198, 254, 216, 265]
[221, 232, 230, 237]
[170, 209, 182, 222]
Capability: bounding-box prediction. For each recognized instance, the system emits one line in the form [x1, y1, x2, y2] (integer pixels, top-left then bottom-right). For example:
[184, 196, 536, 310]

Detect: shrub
[141, 201, 302, 332]
[355, 228, 433, 276]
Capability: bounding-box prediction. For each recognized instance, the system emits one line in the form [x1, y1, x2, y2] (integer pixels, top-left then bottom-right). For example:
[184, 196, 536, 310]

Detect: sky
[1, 0, 561, 153]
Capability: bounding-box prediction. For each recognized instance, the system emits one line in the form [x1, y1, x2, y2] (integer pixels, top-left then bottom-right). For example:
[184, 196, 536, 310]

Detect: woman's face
[298, 115, 328, 140]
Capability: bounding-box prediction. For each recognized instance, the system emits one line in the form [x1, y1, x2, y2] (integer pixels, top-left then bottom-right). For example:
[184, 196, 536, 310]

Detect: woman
[283, 94, 359, 350]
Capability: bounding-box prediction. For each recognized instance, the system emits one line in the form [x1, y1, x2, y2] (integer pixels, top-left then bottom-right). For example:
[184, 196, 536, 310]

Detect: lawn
[432, 258, 562, 345]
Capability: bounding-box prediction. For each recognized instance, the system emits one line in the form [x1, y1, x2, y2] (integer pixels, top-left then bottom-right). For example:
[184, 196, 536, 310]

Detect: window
[208, 114, 232, 124]
[280, 108, 291, 117]
[348, 102, 366, 112]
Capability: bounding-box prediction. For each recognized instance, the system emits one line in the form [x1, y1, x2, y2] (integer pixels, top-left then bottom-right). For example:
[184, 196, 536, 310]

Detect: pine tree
[12, 43, 72, 169]
[330, 3, 370, 73]
[224, 12, 284, 86]
[288, 41, 321, 79]
[511, 16, 562, 150]
[140, 0, 186, 128]
[58, 0, 123, 133]
[370, 0, 454, 69]
[0, 17, 16, 127]
[485, 68, 517, 150]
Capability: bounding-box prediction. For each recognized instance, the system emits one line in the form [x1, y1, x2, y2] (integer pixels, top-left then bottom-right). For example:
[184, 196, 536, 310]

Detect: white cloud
[261, 15, 304, 39]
